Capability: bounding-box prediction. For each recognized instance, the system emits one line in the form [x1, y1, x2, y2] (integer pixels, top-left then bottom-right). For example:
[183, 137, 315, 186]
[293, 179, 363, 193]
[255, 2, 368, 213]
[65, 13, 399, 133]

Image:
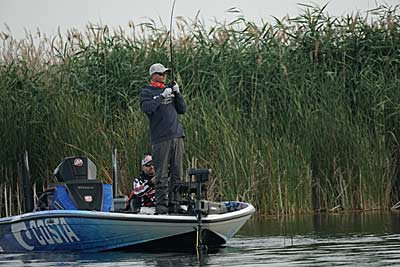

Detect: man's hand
[161, 88, 173, 98]
[172, 83, 180, 94]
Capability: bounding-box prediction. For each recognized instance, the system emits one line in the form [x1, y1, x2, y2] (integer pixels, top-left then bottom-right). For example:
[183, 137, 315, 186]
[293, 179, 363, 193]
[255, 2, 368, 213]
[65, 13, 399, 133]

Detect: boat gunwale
[0, 203, 255, 225]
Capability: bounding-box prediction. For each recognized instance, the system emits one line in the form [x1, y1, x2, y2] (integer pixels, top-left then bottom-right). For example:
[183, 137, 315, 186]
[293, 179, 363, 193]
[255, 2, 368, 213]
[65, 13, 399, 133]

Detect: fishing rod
[169, 0, 176, 83]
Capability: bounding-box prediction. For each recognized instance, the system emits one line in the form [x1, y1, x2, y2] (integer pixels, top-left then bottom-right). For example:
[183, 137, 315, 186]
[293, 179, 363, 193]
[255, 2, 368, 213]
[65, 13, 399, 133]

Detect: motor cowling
[53, 157, 97, 182]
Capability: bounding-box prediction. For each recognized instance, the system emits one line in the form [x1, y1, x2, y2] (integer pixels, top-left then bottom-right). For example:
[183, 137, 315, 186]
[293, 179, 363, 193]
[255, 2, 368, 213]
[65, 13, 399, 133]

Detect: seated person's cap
[149, 63, 170, 76]
[141, 155, 153, 166]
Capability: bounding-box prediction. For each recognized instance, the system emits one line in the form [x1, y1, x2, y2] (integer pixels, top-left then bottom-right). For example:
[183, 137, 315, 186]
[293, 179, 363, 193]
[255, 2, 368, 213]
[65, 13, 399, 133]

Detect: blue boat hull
[0, 202, 255, 252]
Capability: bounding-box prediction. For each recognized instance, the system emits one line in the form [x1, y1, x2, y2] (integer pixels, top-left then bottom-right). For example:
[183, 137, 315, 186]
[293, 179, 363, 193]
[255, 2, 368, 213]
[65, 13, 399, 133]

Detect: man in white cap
[140, 63, 186, 214]
[125, 154, 156, 213]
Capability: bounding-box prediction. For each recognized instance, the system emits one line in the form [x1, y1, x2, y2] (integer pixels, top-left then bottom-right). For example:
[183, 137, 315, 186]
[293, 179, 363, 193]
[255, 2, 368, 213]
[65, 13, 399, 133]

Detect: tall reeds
[0, 4, 399, 215]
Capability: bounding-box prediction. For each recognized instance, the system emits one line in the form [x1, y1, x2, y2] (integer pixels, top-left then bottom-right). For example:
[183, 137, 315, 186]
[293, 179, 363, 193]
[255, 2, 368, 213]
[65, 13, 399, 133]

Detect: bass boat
[0, 153, 255, 252]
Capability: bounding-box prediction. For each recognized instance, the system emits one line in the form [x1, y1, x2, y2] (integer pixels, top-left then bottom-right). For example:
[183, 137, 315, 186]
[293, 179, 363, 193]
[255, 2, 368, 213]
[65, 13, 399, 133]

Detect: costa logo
[73, 158, 84, 167]
[11, 218, 80, 251]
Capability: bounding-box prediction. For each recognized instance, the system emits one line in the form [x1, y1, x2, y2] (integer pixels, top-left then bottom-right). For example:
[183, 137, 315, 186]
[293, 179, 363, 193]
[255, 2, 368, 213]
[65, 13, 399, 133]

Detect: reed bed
[0, 4, 399, 215]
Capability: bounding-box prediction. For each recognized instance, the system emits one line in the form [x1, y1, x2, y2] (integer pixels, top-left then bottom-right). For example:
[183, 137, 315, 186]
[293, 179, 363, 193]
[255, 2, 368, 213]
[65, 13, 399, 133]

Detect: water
[2, 211, 400, 266]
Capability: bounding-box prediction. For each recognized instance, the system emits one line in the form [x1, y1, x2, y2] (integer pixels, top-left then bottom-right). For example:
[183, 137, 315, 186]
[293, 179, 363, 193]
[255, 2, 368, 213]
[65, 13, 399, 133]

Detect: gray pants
[152, 138, 184, 210]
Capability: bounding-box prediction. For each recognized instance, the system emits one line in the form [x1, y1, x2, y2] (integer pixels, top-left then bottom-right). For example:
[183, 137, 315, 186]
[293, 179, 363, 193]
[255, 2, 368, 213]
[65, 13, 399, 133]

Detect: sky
[0, 0, 399, 39]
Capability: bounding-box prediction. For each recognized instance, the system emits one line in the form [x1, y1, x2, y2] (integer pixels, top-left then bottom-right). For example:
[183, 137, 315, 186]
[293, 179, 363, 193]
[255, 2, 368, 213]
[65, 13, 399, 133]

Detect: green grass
[0, 4, 399, 215]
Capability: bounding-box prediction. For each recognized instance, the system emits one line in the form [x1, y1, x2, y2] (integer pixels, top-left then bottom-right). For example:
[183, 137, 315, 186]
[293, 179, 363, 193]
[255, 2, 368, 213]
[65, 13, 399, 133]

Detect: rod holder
[112, 145, 118, 198]
[18, 150, 34, 213]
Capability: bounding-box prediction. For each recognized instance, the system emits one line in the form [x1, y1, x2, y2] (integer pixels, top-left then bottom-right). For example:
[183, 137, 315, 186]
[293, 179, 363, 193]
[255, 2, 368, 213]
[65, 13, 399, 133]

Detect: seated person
[125, 154, 156, 213]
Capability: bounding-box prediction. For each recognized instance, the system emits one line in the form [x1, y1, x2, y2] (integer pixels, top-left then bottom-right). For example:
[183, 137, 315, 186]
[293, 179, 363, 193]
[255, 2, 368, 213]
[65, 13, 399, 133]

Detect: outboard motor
[36, 157, 112, 212]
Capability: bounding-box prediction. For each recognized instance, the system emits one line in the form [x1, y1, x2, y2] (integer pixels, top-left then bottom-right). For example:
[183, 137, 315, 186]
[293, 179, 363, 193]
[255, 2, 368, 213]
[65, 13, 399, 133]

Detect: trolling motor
[177, 169, 227, 216]
[187, 168, 210, 213]
[186, 168, 211, 252]
[176, 170, 206, 213]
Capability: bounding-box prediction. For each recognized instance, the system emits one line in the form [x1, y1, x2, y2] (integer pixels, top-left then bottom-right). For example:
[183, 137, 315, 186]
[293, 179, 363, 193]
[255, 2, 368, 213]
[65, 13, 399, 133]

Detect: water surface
[2, 211, 400, 266]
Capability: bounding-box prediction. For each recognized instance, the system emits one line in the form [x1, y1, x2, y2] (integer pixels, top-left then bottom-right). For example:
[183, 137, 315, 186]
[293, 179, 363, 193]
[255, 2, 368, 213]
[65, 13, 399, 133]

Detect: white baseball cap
[141, 155, 153, 166]
[149, 63, 170, 76]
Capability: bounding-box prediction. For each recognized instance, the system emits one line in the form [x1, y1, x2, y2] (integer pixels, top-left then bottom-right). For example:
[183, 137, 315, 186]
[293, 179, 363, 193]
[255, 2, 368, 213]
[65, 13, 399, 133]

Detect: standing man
[140, 63, 186, 214]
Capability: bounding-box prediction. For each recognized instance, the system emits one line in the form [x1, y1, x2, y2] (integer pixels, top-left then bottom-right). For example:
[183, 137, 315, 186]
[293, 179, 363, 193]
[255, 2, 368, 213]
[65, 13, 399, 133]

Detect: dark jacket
[140, 85, 186, 145]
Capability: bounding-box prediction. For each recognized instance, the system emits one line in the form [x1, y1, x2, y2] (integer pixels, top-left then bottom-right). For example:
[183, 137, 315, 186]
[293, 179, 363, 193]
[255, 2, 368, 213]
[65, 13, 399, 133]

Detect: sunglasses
[155, 72, 166, 76]
[143, 163, 154, 167]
